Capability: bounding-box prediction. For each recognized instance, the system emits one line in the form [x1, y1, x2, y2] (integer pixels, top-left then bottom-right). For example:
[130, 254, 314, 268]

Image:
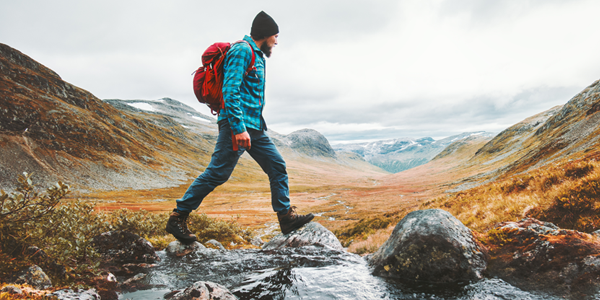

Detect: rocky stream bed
[6, 210, 600, 300]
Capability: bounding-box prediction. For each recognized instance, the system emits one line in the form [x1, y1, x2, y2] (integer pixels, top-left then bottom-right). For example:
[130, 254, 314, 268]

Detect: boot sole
[166, 226, 198, 244]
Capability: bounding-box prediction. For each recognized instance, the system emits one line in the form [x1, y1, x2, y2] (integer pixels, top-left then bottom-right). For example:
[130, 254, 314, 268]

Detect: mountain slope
[450, 79, 600, 187]
[0, 43, 215, 190]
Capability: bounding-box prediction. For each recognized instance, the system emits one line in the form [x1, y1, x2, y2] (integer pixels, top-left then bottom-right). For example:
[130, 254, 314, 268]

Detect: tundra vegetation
[330, 155, 600, 256]
[0, 173, 253, 292]
[420, 158, 600, 234]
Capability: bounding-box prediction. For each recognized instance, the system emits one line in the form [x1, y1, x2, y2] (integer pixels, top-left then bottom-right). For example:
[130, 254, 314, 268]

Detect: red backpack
[192, 41, 255, 115]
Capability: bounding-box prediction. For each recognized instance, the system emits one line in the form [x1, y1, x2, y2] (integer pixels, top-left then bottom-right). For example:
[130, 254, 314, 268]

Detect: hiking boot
[277, 206, 314, 235]
[165, 211, 197, 244]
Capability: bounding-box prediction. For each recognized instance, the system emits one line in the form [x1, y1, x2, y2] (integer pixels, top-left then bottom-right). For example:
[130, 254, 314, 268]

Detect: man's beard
[260, 43, 272, 58]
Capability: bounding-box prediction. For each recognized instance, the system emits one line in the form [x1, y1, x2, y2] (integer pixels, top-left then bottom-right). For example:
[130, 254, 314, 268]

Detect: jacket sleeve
[222, 43, 253, 135]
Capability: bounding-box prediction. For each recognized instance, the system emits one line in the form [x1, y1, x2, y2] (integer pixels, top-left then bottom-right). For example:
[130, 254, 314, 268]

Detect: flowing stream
[119, 246, 563, 300]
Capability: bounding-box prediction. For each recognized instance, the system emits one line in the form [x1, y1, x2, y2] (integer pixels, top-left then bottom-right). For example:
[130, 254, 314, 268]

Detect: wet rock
[119, 273, 148, 291]
[121, 262, 157, 274]
[9, 265, 52, 290]
[263, 222, 343, 251]
[92, 230, 159, 264]
[164, 290, 181, 299]
[166, 240, 217, 257]
[0, 285, 22, 294]
[48, 288, 100, 300]
[166, 281, 237, 300]
[482, 218, 600, 297]
[251, 236, 264, 247]
[167, 240, 202, 256]
[205, 239, 226, 250]
[369, 209, 488, 284]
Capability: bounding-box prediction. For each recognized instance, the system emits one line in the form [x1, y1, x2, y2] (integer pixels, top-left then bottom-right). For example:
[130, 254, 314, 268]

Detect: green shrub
[0, 173, 256, 285]
[187, 213, 253, 245]
[34, 200, 110, 271]
[0, 173, 69, 254]
[102, 208, 168, 238]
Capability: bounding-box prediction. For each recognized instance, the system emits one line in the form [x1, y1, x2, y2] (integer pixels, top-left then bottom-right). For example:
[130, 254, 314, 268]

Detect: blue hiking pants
[175, 121, 290, 214]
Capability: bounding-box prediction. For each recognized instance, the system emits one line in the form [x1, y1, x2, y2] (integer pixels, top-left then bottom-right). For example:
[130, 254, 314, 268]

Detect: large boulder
[9, 265, 52, 290]
[481, 218, 600, 297]
[262, 222, 343, 251]
[92, 230, 159, 264]
[369, 209, 488, 284]
[166, 281, 237, 300]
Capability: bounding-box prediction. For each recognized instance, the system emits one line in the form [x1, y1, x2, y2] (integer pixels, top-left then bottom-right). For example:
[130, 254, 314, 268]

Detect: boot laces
[288, 206, 298, 218]
[177, 215, 193, 235]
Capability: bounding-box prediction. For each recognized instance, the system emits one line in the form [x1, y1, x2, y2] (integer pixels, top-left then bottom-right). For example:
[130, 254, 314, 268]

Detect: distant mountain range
[333, 132, 497, 173]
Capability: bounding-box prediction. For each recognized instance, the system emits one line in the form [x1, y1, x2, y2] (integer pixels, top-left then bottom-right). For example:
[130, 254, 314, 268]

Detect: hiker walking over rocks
[166, 11, 314, 244]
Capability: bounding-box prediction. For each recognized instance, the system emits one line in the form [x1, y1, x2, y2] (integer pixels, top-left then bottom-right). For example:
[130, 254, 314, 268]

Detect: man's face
[261, 34, 278, 58]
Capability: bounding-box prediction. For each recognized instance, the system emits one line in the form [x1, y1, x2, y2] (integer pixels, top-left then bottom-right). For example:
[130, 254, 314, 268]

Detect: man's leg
[247, 129, 313, 234]
[176, 121, 243, 212]
[167, 121, 243, 243]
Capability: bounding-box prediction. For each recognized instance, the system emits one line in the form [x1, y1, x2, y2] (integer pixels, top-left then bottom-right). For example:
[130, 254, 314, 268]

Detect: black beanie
[251, 11, 279, 38]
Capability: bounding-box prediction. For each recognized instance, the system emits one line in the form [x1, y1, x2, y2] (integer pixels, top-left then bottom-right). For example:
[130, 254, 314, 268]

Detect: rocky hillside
[423, 79, 600, 192]
[0, 43, 220, 191]
[469, 79, 600, 177]
[334, 132, 496, 173]
[271, 129, 337, 159]
[486, 80, 600, 174]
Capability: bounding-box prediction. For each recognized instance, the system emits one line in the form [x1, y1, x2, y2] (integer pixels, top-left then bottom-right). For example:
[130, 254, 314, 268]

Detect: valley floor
[76, 149, 476, 242]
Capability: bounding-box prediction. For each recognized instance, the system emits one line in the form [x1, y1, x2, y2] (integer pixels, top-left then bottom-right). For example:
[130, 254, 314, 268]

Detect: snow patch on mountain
[126, 102, 156, 112]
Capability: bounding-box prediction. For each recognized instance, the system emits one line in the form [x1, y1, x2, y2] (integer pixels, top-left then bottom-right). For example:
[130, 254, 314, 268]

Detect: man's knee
[200, 166, 233, 186]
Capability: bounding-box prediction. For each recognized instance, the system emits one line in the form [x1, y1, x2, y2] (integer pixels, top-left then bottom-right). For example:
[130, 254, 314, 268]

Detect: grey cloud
[269, 0, 399, 44]
[267, 84, 579, 142]
[439, 0, 588, 26]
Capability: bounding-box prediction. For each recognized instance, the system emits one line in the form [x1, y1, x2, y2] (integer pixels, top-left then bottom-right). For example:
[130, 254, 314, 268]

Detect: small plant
[479, 227, 517, 247]
[102, 208, 167, 237]
[187, 213, 253, 246]
[35, 200, 110, 270]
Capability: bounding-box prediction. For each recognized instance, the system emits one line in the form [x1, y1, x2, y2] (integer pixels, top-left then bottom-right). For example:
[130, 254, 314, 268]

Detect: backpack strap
[234, 40, 256, 76]
[228, 40, 256, 152]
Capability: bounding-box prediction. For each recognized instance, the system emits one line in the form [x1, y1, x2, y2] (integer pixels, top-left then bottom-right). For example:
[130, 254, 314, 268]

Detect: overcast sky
[2, 0, 600, 143]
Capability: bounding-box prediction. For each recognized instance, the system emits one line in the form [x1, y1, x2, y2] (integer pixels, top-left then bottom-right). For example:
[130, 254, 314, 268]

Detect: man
[166, 11, 314, 244]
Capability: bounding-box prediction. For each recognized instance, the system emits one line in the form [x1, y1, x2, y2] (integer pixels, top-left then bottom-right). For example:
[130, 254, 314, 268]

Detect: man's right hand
[235, 131, 251, 149]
